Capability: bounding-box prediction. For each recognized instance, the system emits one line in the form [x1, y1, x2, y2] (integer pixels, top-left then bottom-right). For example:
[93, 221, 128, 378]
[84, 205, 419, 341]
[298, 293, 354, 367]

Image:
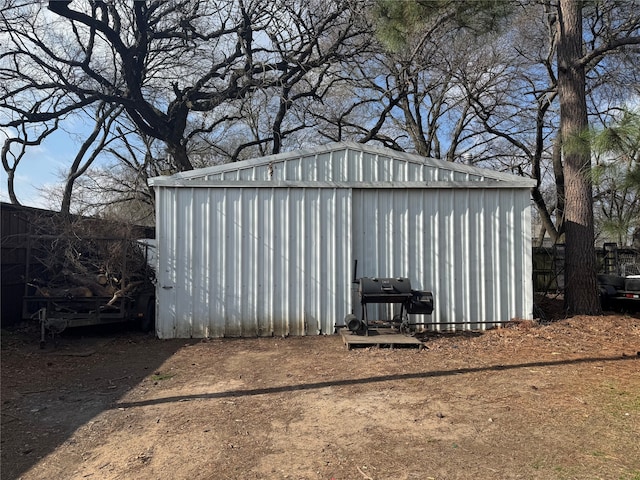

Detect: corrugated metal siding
[198, 147, 488, 183]
[155, 186, 352, 338]
[153, 143, 535, 338]
[351, 188, 532, 330]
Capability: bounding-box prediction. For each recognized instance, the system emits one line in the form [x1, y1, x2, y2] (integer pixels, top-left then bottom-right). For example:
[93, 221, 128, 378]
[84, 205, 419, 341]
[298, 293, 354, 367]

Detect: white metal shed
[149, 142, 536, 339]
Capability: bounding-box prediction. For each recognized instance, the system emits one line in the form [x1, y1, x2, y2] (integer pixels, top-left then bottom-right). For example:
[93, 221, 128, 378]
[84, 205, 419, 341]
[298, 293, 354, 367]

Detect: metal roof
[148, 141, 537, 189]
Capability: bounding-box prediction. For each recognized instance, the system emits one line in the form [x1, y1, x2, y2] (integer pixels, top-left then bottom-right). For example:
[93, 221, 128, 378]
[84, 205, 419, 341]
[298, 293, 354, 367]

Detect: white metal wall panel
[351, 188, 532, 330]
[152, 143, 536, 338]
[155, 186, 352, 338]
[190, 145, 490, 184]
[155, 187, 177, 338]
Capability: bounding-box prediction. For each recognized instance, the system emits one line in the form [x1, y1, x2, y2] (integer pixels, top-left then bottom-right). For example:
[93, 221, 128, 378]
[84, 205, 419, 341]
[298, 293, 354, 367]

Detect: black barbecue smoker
[344, 260, 434, 335]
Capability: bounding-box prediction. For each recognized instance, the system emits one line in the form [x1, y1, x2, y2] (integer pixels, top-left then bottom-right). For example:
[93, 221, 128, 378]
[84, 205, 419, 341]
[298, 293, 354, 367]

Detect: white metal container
[149, 142, 536, 338]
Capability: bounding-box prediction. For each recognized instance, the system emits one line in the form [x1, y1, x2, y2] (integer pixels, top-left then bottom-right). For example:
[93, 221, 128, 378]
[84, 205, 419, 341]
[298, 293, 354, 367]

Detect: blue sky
[1, 128, 84, 210]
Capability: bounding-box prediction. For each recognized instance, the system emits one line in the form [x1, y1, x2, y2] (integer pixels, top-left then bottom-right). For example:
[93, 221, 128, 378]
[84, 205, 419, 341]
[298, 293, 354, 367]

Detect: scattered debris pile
[22, 214, 156, 342]
[26, 215, 154, 299]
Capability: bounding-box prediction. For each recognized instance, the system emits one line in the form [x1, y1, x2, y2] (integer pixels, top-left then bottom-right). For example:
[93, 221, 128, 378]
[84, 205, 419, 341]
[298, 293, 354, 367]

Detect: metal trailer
[25, 291, 155, 347]
[21, 234, 156, 347]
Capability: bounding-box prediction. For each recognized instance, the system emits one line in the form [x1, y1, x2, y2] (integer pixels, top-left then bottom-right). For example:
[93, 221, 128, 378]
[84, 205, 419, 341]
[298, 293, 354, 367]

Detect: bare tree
[2, 0, 369, 213]
[60, 102, 123, 218]
[1, 120, 59, 205]
[306, 11, 483, 156]
[42, 119, 174, 225]
[362, 0, 640, 314]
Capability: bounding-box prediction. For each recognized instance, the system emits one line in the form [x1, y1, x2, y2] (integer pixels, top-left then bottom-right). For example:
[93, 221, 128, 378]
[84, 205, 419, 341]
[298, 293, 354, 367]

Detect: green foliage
[564, 128, 594, 161]
[590, 110, 640, 245]
[373, 0, 427, 50]
[373, 0, 514, 50]
[592, 110, 640, 167]
[591, 110, 640, 190]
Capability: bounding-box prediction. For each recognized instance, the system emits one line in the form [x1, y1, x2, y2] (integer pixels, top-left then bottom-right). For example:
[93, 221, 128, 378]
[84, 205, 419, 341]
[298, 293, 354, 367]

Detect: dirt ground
[2, 299, 639, 480]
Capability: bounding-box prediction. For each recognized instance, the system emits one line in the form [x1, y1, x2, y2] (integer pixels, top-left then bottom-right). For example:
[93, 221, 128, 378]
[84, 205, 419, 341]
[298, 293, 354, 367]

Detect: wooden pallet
[339, 328, 424, 350]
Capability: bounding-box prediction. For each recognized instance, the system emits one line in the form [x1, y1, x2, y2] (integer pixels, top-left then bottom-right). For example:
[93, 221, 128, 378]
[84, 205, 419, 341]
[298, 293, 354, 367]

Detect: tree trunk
[167, 142, 193, 172]
[551, 136, 566, 239]
[557, 0, 600, 314]
[6, 170, 21, 205]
